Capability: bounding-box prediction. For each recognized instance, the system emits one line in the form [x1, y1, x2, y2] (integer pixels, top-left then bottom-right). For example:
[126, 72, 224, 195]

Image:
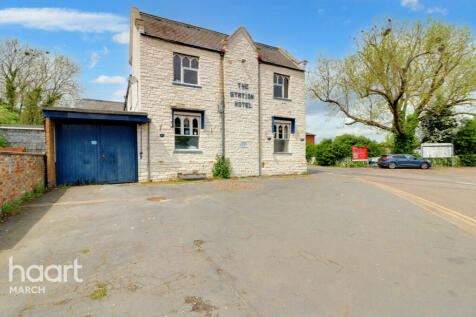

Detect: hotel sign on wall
[230, 83, 254, 108]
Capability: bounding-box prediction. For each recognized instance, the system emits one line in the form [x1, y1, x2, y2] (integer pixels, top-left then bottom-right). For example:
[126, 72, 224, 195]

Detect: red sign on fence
[352, 146, 368, 161]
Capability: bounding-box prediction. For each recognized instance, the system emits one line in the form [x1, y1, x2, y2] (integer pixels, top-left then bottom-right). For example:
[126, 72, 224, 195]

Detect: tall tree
[420, 95, 458, 143]
[0, 38, 80, 123]
[308, 19, 476, 153]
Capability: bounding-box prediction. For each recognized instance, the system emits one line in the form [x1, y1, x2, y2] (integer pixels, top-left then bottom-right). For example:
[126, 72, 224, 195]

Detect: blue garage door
[56, 122, 137, 185]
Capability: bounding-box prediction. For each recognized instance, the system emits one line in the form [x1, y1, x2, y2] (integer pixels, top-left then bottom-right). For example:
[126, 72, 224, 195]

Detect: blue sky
[0, 0, 474, 141]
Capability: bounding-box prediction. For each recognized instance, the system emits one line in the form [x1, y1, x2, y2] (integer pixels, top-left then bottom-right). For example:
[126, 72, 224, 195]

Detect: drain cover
[147, 197, 166, 201]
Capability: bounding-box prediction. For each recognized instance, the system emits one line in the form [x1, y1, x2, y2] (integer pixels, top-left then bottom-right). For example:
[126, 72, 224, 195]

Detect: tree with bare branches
[0, 38, 79, 124]
[308, 19, 476, 152]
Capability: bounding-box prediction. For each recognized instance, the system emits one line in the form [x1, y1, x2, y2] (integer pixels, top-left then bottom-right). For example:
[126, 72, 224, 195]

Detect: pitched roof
[139, 12, 304, 71]
[74, 99, 125, 112]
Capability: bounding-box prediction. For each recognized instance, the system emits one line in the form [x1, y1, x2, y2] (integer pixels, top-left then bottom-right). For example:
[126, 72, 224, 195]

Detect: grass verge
[1, 184, 45, 219]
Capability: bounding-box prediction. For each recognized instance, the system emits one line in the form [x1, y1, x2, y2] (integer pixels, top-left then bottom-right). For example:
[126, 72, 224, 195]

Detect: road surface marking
[353, 176, 476, 229]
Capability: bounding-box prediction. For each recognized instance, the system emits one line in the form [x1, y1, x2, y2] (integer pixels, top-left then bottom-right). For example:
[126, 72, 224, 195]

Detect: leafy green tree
[0, 104, 19, 124]
[309, 19, 476, 153]
[420, 95, 458, 143]
[19, 88, 43, 125]
[314, 139, 336, 166]
[306, 142, 317, 162]
[0, 38, 79, 121]
[453, 119, 476, 155]
[311, 135, 385, 166]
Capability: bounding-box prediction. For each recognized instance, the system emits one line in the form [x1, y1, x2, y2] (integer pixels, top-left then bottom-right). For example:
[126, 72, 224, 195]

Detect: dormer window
[273, 73, 289, 99]
[173, 53, 199, 85]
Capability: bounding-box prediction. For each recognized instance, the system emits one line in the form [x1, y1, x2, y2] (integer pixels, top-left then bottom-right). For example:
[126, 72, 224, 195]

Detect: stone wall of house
[133, 26, 306, 181]
[223, 29, 260, 177]
[137, 35, 222, 181]
[0, 152, 45, 208]
[0, 125, 46, 153]
[260, 63, 307, 176]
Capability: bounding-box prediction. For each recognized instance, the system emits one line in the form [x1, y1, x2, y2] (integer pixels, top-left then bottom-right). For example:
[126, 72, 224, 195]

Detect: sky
[0, 0, 474, 141]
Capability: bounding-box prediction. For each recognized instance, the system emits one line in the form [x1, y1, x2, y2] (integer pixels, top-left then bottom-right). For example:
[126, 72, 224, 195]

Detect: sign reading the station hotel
[230, 83, 254, 108]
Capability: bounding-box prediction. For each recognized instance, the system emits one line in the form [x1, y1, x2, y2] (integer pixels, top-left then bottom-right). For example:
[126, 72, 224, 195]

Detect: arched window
[192, 118, 199, 135]
[175, 117, 181, 135]
[173, 55, 181, 82]
[183, 118, 190, 135]
[182, 57, 190, 68]
[173, 53, 199, 85]
[174, 113, 200, 150]
[273, 121, 291, 153]
[273, 73, 290, 99]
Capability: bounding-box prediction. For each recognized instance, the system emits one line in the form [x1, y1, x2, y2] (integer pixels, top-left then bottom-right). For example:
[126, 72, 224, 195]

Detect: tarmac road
[1, 169, 475, 316]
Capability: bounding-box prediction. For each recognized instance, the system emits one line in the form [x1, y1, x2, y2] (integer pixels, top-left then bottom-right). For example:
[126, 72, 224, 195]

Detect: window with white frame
[273, 73, 289, 99]
[174, 113, 200, 149]
[173, 54, 199, 85]
[273, 121, 291, 153]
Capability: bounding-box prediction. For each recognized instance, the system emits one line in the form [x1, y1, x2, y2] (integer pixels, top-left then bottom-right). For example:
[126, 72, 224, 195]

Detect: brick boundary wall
[0, 151, 45, 208]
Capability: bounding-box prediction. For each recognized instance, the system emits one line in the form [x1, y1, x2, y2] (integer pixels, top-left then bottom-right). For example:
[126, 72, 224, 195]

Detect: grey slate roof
[139, 12, 304, 71]
[74, 99, 125, 112]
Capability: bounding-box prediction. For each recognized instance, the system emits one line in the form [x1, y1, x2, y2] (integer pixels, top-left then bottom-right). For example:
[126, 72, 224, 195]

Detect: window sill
[273, 152, 292, 155]
[273, 97, 292, 101]
[174, 149, 203, 154]
[172, 82, 202, 89]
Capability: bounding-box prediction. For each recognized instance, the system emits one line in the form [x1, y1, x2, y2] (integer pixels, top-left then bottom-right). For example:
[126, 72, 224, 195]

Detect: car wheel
[420, 162, 429, 169]
[389, 162, 396, 169]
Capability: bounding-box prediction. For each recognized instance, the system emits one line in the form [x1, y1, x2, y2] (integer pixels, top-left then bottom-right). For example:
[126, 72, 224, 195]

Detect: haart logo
[8, 256, 83, 295]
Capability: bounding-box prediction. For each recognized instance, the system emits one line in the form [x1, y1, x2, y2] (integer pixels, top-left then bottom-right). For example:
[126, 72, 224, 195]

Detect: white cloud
[0, 7, 128, 44]
[89, 52, 100, 69]
[112, 89, 126, 101]
[317, 9, 325, 15]
[401, 0, 424, 11]
[88, 47, 109, 69]
[91, 75, 126, 84]
[113, 31, 129, 44]
[427, 7, 448, 15]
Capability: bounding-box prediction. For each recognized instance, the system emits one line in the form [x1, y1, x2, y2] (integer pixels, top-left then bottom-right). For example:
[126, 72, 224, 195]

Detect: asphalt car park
[0, 168, 475, 316]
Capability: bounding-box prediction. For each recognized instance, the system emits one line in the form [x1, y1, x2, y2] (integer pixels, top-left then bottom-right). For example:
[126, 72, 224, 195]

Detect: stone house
[127, 7, 307, 181]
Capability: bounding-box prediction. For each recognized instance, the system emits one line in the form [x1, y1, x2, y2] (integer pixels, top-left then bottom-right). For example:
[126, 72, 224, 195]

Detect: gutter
[258, 60, 305, 72]
[141, 32, 223, 54]
[258, 61, 262, 176]
[220, 51, 225, 157]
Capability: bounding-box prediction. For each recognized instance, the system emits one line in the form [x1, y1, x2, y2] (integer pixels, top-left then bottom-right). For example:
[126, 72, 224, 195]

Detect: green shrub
[306, 142, 317, 162]
[309, 134, 386, 166]
[453, 119, 476, 155]
[1, 184, 45, 214]
[212, 155, 231, 178]
[0, 133, 8, 148]
[457, 154, 476, 167]
[427, 158, 453, 167]
[336, 158, 369, 168]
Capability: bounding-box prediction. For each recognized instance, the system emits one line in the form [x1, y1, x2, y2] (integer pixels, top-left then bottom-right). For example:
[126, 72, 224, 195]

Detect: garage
[43, 107, 148, 186]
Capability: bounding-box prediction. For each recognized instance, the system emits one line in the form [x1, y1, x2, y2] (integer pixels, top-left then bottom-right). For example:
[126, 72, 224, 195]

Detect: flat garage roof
[43, 107, 149, 123]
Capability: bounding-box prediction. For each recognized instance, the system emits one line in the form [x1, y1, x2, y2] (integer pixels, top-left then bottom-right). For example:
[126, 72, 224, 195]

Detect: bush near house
[307, 134, 386, 166]
[212, 155, 231, 178]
